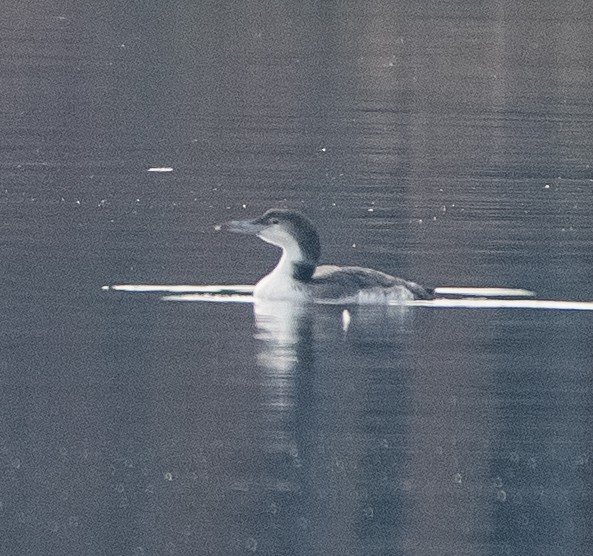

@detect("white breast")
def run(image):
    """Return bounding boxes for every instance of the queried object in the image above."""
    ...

[254,272,312,301]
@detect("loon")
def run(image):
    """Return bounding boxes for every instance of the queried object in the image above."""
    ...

[217,209,434,303]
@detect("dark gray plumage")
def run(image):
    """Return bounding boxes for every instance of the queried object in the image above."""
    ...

[311,265,433,300]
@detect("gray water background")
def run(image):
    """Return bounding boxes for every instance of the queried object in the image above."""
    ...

[1,1,593,555]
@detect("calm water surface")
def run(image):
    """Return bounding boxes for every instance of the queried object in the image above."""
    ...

[1,1,593,555]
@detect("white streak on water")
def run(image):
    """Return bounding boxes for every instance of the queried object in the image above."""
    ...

[103,284,593,311]
[103,284,255,294]
[433,287,536,298]
[164,294,253,303]
[405,298,593,311]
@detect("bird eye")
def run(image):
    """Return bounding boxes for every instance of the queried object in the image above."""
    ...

[269,218,279,224]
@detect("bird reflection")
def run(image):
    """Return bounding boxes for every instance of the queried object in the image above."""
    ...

[250,300,418,555]
[251,300,414,456]
[252,300,315,457]
[253,300,311,374]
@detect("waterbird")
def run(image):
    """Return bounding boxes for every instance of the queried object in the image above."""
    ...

[216,209,433,303]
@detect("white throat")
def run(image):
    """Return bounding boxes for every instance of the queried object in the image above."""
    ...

[253,246,311,301]
[257,228,305,265]
[252,226,317,301]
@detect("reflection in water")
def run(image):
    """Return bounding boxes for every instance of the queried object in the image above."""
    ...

[254,300,309,375]
[244,301,593,555]
[253,301,310,458]
[250,301,419,554]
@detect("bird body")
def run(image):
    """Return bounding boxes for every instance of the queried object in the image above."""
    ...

[217,209,433,304]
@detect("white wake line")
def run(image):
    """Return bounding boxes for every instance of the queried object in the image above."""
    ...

[103,284,593,311]
[433,287,535,298]
[164,294,254,304]
[103,284,255,294]
[405,298,593,311]
[161,295,593,312]
[103,284,534,297]
[161,293,593,311]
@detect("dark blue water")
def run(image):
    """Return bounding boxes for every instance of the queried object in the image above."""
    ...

[1,1,592,554]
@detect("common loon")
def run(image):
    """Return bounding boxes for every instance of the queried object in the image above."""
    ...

[217,209,433,303]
